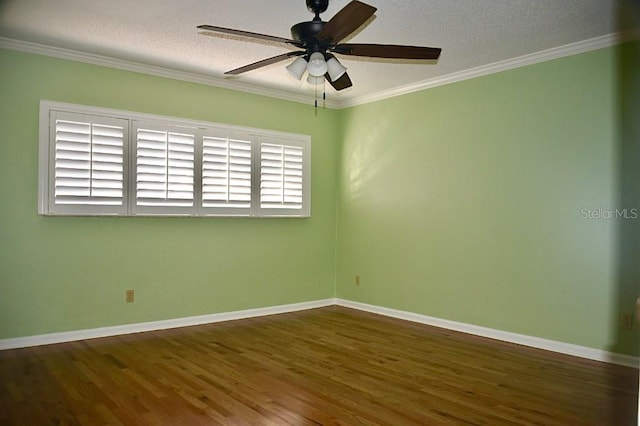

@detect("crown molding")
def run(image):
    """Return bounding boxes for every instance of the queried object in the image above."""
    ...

[335,28,640,109]
[0,37,341,109]
[1,29,639,110]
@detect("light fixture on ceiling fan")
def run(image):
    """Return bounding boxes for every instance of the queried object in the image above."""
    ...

[198,0,441,102]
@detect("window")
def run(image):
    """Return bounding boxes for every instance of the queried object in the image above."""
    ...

[39,101,310,217]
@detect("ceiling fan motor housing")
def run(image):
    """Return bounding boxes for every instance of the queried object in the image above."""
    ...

[291,20,326,49]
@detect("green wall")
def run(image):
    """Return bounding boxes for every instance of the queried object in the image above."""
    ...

[335,42,640,356]
[0,49,340,338]
[1,41,638,357]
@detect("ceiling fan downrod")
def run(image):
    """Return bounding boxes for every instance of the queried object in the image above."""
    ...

[306,0,329,17]
[291,0,329,49]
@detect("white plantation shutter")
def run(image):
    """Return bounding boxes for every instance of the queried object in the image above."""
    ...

[134,123,195,212]
[259,140,308,215]
[40,101,310,217]
[49,111,127,214]
[201,134,252,214]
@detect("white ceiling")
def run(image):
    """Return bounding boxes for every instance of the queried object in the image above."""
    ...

[0,0,638,107]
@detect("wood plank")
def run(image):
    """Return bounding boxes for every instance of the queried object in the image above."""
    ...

[0,306,637,425]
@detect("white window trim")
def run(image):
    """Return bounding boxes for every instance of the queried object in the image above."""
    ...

[38,100,311,217]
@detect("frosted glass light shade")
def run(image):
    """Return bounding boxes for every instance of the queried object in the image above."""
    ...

[326,57,347,82]
[306,74,325,85]
[286,57,307,80]
[307,52,328,77]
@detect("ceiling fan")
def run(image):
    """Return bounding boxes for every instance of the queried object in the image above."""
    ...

[197,0,442,92]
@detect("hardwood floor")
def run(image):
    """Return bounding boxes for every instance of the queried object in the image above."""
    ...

[0,306,637,425]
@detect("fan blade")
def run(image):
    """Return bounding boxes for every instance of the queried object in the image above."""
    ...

[197,25,301,47]
[333,43,441,60]
[225,51,305,75]
[326,72,353,91]
[317,1,377,44]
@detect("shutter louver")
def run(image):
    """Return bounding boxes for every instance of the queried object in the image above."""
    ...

[260,143,304,210]
[202,136,252,209]
[54,119,124,206]
[136,128,195,207]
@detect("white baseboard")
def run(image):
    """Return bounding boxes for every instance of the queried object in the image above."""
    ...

[336,299,639,369]
[1,297,637,369]
[0,299,335,351]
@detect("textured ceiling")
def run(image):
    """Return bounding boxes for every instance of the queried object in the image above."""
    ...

[1,0,638,107]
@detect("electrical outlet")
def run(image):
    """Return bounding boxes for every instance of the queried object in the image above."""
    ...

[355,275,360,286]
[621,313,633,329]
[126,289,135,303]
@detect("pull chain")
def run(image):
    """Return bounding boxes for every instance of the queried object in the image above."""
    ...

[323,79,326,109]
[314,82,318,115]
[312,78,326,114]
